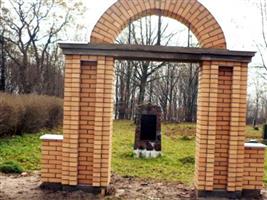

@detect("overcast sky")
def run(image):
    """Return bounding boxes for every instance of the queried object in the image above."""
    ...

[84,0,260,51]
[83,0,265,93]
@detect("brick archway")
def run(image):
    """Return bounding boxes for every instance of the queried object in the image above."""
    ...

[40,0,265,199]
[90,0,226,49]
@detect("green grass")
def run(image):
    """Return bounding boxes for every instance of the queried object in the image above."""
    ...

[112,121,195,185]
[0,133,42,171]
[0,121,266,186]
[245,125,263,139]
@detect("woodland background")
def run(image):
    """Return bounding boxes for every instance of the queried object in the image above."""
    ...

[0,0,266,133]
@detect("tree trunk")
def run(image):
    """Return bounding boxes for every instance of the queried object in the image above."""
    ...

[115,71,119,120]
[138,77,147,105]
[0,34,5,92]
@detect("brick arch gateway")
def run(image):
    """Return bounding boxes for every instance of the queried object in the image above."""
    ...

[90,0,226,48]
[40,0,266,198]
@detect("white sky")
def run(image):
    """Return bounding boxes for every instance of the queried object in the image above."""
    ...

[84,0,260,51]
[83,0,264,94]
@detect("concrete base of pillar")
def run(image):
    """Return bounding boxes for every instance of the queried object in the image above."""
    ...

[242,189,261,199]
[197,190,242,199]
[41,183,262,198]
[197,189,261,199]
[40,182,106,195]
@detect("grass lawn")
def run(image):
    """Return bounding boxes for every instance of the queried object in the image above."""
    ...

[0,132,42,170]
[0,120,266,186]
[112,121,195,185]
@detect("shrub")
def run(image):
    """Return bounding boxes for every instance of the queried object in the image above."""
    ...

[180,135,192,141]
[0,160,23,174]
[0,93,22,135]
[179,156,195,165]
[0,93,63,136]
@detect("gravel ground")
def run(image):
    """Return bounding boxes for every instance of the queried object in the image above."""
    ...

[1,172,267,200]
[0,172,195,200]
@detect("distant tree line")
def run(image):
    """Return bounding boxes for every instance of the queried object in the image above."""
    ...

[247,0,267,125]
[0,1,266,125]
[247,77,267,126]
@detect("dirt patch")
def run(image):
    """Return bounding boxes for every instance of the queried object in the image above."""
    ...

[108,174,195,199]
[0,172,195,200]
[0,172,98,200]
[1,172,267,200]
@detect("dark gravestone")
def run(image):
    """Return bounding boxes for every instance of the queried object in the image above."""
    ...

[134,104,161,158]
[263,124,267,142]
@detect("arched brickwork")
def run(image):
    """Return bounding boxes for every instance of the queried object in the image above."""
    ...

[90,0,227,49]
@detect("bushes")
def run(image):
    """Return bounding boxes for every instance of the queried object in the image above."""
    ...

[178,156,195,165]
[0,161,23,174]
[0,93,63,136]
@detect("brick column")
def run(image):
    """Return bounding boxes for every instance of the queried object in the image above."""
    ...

[195,61,219,191]
[236,63,248,191]
[196,61,252,197]
[227,63,246,192]
[76,56,114,187]
[206,62,219,190]
[92,57,105,186]
[62,55,81,186]
[92,56,114,187]
[78,57,97,185]
[213,65,233,189]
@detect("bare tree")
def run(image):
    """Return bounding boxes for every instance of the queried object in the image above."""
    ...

[114,15,199,122]
[153,63,180,121]
[0,30,5,91]
[255,0,267,124]
[252,77,267,126]
[254,0,267,80]
[116,15,176,106]
[0,0,85,95]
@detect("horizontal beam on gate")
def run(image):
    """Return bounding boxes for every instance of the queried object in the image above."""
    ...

[59,43,255,63]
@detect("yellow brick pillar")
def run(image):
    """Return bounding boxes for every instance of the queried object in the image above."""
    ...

[195,61,219,191]
[195,61,265,198]
[64,56,114,188]
[91,56,114,187]
[227,63,244,192]
[61,55,81,186]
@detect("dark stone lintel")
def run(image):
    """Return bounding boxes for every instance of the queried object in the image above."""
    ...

[59,43,255,63]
